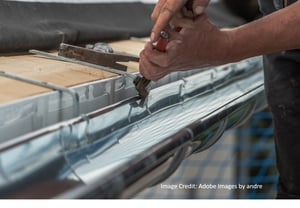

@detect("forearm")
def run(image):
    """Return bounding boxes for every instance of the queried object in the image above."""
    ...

[226,2,300,62]
[139,1,300,81]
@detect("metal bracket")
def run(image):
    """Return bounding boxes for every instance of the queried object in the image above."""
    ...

[0,71,80,117]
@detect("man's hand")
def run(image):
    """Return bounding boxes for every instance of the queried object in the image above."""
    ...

[139,14,233,81]
[150,0,210,42]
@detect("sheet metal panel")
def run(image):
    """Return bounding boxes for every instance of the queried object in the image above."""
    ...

[0,57,266,198]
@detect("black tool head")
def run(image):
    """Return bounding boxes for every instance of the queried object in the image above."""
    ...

[133,76,151,101]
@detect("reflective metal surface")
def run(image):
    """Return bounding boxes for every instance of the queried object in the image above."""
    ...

[0,57,266,198]
[0,68,202,142]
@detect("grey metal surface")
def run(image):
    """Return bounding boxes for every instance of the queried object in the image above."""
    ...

[0,57,265,198]
[0,68,203,142]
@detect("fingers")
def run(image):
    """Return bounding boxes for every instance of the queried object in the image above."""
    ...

[148,30,182,67]
[192,0,209,15]
[139,13,214,81]
[150,0,210,43]
[150,0,186,42]
[139,49,168,81]
[139,44,183,81]
[139,39,181,81]
[151,0,167,23]
[170,13,196,29]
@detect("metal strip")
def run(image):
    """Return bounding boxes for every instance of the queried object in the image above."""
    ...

[0,71,80,117]
[0,57,265,199]
[29,49,136,79]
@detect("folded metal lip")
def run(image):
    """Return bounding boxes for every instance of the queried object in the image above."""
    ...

[0,57,265,199]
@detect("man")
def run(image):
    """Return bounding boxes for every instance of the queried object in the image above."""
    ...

[139,0,300,199]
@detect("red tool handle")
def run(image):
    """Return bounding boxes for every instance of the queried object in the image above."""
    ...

[154,0,194,52]
[155,30,169,52]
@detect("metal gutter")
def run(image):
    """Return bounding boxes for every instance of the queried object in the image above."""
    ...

[0,56,266,198]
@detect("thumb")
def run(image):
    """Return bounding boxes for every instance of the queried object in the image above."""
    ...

[192,0,210,15]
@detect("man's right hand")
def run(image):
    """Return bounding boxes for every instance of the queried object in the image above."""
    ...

[150,0,210,43]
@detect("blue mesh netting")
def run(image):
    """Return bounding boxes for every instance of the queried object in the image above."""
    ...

[135,109,278,199]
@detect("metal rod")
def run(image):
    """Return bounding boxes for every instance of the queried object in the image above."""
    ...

[0,71,80,117]
[29,49,137,80]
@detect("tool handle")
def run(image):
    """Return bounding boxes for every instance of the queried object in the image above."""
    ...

[155,30,169,52]
[137,0,194,100]
[155,0,194,52]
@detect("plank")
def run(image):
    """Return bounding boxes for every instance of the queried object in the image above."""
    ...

[0,39,146,104]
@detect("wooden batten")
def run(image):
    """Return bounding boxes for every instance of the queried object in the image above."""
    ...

[0,39,147,104]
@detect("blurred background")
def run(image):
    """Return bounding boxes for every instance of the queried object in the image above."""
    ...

[135,109,277,199]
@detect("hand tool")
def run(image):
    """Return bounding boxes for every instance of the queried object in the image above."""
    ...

[154,0,194,52]
[29,36,172,104]
[29,43,152,103]
[57,43,154,101]
[57,43,139,72]
[155,30,169,52]
[28,0,194,103]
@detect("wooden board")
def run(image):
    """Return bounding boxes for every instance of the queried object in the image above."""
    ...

[0,38,148,104]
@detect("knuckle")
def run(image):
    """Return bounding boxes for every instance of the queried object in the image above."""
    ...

[151,12,157,22]
[160,58,171,68]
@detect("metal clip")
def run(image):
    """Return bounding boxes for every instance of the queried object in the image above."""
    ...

[81,114,91,144]
[0,71,80,117]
